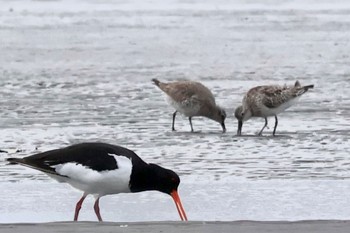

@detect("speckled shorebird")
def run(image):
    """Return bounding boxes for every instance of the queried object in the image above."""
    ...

[7,142,187,222]
[235,81,314,136]
[152,79,226,132]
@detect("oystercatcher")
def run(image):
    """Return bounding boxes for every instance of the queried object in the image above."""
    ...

[235,81,314,136]
[7,142,188,222]
[152,79,226,133]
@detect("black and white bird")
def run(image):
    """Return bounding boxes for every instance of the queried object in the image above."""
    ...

[235,81,314,136]
[7,142,188,222]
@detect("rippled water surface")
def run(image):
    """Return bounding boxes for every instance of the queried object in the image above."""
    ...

[0,0,350,223]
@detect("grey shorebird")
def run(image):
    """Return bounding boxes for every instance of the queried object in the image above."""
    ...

[152,79,226,132]
[235,81,314,136]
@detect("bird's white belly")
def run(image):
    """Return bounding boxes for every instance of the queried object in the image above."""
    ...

[261,97,300,116]
[52,156,133,196]
[166,96,200,116]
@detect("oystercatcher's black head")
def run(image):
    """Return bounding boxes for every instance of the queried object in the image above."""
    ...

[149,163,180,194]
[130,163,187,221]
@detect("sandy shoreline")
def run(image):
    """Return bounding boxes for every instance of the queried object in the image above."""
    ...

[1,221,350,233]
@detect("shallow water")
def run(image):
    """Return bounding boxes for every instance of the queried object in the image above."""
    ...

[0,0,350,223]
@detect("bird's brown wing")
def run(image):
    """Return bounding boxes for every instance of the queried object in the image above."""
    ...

[159,81,216,105]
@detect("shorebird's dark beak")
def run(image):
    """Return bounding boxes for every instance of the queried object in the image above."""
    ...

[221,122,226,133]
[171,190,188,221]
[237,120,243,136]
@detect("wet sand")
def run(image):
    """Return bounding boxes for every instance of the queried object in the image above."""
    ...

[1,221,350,233]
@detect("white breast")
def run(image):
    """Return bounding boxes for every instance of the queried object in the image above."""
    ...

[52,155,133,196]
[261,96,300,116]
[166,96,201,116]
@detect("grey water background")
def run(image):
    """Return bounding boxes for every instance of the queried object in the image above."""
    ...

[0,0,350,223]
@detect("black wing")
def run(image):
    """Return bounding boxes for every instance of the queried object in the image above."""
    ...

[7,142,146,174]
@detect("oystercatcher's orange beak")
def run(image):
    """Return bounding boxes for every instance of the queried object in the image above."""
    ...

[171,190,188,221]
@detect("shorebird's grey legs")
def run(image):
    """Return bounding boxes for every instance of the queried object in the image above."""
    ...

[189,117,194,132]
[273,115,278,136]
[258,117,268,136]
[94,197,103,222]
[172,111,177,131]
[74,193,87,221]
